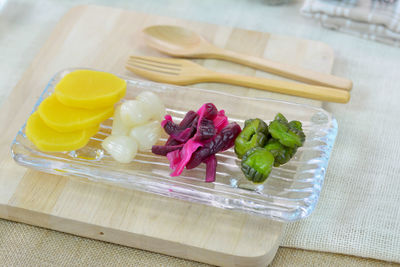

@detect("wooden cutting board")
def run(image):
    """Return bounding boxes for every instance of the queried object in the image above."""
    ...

[0,5,335,266]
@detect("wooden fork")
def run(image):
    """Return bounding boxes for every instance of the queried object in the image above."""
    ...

[126,56,350,103]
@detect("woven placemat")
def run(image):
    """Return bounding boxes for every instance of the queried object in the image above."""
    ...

[1,219,398,266]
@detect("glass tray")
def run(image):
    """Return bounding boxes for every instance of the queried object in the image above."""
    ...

[11,69,337,222]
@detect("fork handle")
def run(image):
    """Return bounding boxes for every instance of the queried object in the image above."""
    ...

[207,72,350,103]
[207,47,353,91]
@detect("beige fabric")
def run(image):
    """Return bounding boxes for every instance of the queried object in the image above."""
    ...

[282,39,400,263]
[302,0,400,46]
[272,248,400,267]
[1,218,399,267]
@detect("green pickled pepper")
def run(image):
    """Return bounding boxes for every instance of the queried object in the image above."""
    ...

[234,113,306,185]
[268,113,305,148]
[241,147,275,184]
[264,138,297,167]
[234,118,269,159]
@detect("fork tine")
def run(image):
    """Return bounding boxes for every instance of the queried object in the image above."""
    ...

[126,62,180,84]
[126,55,203,85]
[127,59,180,75]
[126,62,164,82]
[128,57,181,72]
[129,56,183,67]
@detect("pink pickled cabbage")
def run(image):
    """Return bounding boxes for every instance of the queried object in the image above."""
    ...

[161,115,173,128]
[213,110,229,133]
[204,155,217,182]
[168,138,202,176]
[153,103,241,182]
[167,150,181,170]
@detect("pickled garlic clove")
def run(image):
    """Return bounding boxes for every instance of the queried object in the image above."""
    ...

[111,104,131,136]
[120,100,153,127]
[102,135,138,163]
[136,91,166,121]
[129,120,161,151]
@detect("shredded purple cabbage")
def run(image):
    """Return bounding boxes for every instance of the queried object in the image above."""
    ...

[204,155,217,182]
[153,103,241,182]
[186,122,241,170]
[152,144,184,156]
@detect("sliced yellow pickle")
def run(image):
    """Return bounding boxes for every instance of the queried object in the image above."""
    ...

[26,112,99,152]
[54,70,126,109]
[38,94,113,132]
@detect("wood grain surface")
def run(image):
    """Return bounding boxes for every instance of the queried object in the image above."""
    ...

[0,5,334,266]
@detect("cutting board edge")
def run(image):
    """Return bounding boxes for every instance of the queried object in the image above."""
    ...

[0,204,280,267]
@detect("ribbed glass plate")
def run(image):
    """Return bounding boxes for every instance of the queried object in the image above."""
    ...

[11,69,337,222]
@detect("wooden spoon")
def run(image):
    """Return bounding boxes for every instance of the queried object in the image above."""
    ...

[143,25,353,91]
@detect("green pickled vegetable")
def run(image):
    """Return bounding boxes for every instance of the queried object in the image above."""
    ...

[234,118,269,159]
[241,147,274,184]
[268,113,305,148]
[264,138,297,167]
[234,113,306,185]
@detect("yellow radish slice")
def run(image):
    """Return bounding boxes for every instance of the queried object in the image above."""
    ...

[26,112,99,152]
[55,70,126,109]
[38,94,113,132]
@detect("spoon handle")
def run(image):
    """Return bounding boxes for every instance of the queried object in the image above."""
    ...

[208,47,353,91]
[205,71,350,103]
